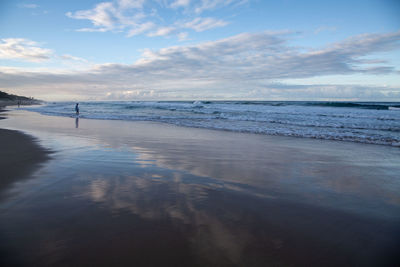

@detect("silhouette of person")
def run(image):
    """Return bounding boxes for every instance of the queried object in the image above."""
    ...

[75,103,79,115]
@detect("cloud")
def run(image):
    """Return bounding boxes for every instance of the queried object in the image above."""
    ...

[194,0,247,14]
[118,0,145,9]
[0,38,53,62]
[127,21,155,36]
[66,2,117,32]
[66,1,160,36]
[147,26,176,37]
[60,54,88,63]
[66,0,238,39]
[144,17,229,38]
[170,0,191,9]
[18,3,39,9]
[76,27,109,33]
[0,38,90,66]
[183,17,228,32]
[1,31,399,100]
[177,32,189,41]
[240,83,400,100]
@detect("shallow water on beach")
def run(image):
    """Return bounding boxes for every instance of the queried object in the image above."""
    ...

[1,110,400,266]
[24,100,400,146]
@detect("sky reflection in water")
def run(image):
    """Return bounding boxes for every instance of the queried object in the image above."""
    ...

[0,112,399,266]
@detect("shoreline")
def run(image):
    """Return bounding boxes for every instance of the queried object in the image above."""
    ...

[19,101,400,147]
[0,109,399,266]
[0,99,41,107]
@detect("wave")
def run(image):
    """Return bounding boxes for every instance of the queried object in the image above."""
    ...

[303,102,400,110]
[84,100,400,111]
[22,101,400,146]
[196,101,400,110]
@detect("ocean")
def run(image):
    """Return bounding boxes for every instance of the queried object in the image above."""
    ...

[24,101,400,146]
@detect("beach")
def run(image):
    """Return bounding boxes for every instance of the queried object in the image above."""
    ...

[0,128,50,196]
[0,108,399,266]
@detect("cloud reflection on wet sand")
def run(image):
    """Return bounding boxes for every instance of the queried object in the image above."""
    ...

[0,111,399,266]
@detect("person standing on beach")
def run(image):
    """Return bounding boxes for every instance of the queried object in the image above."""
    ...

[75,103,79,115]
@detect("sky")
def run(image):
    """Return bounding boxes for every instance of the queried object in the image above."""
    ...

[0,0,399,101]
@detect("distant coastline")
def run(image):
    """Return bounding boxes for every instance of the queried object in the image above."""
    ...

[0,90,42,107]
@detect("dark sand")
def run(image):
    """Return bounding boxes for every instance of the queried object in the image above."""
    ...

[0,112,50,197]
[0,109,399,266]
[0,128,49,192]
[0,108,7,120]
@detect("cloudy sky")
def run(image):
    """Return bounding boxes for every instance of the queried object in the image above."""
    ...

[0,0,399,101]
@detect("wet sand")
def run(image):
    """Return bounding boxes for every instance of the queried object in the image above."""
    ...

[0,109,399,266]
[0,128,50,195]
[0,108,50,197]
[0,107,7,120]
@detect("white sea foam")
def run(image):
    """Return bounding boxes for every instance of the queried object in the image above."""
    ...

[24,101,400,146]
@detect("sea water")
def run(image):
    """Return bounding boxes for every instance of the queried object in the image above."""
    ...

[24,101,400,146]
